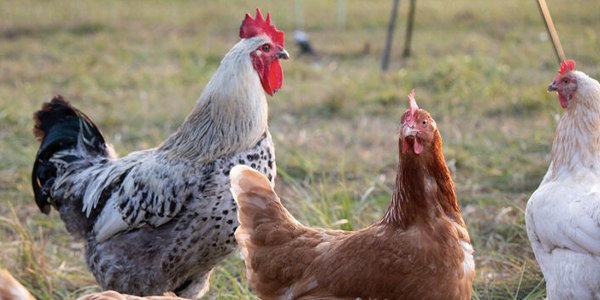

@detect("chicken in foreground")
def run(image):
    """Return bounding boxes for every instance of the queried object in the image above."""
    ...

[77,291,184,300]
[526,60,600,299]
[31,8,288,298]
[230,91,475,300]
[0,268,187,300]
[0,269,35,300]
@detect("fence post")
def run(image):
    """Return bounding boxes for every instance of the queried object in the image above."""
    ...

[382,0,400,71]
[402,0,416,58]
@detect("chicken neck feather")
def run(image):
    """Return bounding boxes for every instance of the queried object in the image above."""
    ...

[552,72,600,181]
[159,36,269,163]
[384,131,464,229]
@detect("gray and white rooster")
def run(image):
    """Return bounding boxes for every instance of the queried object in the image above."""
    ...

[31,8,288,299]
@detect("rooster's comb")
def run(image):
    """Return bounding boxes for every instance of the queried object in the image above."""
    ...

[408,90,419,118]
[240,8,285,48]
[559,60,576,75]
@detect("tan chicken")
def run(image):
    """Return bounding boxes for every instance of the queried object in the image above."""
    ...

[230,90,475,300]
[0,269,35,300]
[76,291,183,300]
[0,267,187,300]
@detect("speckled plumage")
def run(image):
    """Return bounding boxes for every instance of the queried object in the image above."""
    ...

[34,98,275,297]
[31,9,287,298]
[82,132,276,297]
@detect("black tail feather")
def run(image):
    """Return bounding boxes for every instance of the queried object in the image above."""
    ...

[32,96,109,214]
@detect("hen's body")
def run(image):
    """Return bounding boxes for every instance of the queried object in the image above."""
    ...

[32,9,287,298]
[527,179,600,299]
[231,91,474,300]
[526,61,600,299]
[233,183,472,299]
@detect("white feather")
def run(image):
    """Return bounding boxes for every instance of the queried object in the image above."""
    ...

[93,203,130,242]
[526,71,600,299]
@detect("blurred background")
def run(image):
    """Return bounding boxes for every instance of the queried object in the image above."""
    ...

[1,0,599,299]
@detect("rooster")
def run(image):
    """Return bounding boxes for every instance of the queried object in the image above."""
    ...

[230,91,475,300]
[526,60,600,299]
[31,8,288,298]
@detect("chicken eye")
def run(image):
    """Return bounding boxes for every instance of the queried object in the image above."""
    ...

[422,119,428,127]
[563,79,569,84]
[262,44,271,52]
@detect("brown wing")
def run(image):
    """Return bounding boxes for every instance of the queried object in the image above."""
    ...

[231,166,351,298]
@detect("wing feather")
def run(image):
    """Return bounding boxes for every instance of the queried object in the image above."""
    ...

[528,181,600,255]
[70,149,202,242]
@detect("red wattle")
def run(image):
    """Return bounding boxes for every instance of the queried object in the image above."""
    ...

[252,56,272,95]
[414,137,423,154]
[559,94,568,109]
[402,136,423,154]
[254,55,283,96]
[268,59,283,93]
[403,139,410,154]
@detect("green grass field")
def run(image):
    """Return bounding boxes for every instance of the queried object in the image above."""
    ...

[1,0,599,299]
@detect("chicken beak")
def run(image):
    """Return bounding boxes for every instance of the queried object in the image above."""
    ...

[276,49,290,60]
[548,82,558,92]
[402,124,418,139]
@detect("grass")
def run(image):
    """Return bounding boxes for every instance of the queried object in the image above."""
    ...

[1,0,599,299]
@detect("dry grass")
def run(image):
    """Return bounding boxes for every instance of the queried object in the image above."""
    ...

[1,0,599,299]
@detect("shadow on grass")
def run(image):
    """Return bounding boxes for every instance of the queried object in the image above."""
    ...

[1,22,107,40]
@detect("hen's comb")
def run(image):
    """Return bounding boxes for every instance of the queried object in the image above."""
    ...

[553,59,575,82]
[559,59,576,75]
[408,89,419,118]
[240,8,285,48]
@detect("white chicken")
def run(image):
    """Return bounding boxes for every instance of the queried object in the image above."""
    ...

[526,60,600,299]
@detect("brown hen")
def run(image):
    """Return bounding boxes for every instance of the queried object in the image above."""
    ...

[230,90,475,300]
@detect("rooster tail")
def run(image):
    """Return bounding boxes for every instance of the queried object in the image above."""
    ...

[32,95,112,214]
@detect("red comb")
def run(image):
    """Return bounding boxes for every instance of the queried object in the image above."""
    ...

[408,89,418,118]
[559,60,576,75]
[239,8,285,48]
[553,60,576,82]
